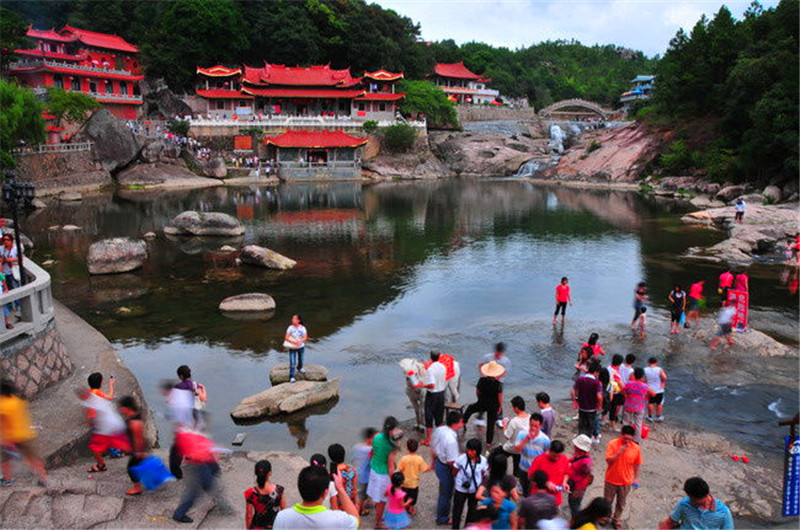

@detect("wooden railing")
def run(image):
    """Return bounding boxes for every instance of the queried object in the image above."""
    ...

[12,142,94,156]
[0,260,55,347]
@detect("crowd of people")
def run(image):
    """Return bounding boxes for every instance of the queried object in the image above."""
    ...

[0,270,758,529]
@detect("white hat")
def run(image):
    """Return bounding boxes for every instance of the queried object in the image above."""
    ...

[572,434,592,452]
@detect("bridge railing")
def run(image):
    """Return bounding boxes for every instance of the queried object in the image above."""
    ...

[0,260,55,347]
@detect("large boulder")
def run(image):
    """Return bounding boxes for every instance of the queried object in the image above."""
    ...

[76,108,143,172]
[219,293,275,313]
[143,78,193,119]
[204,157,228,178]
[270,364,328,385]
[762,185,781,203]
[87,238,147,275]
[230,379,339,420]
[240,245,296,270]
[715,185,746,202]
[164,211,244,237]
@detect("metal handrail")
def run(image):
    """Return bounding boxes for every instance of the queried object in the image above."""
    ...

[12,142,94,155]
[0,260,55,347]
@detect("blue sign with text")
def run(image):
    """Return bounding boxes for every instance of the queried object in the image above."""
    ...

[783,435,800,517]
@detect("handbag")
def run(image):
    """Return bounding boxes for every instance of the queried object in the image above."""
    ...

[283,340,297,350]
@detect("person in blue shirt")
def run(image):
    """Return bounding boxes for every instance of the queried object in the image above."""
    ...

[480,480,517,530]
[658,477,734,530]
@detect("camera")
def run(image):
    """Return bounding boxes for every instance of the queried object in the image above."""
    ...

[462,481,471,490]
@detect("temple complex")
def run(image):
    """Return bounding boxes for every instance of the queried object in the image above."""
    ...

[9,25,144,119]
[194,63,404,121]
[430,62,500,104]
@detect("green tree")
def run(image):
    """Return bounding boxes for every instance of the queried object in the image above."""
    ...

[397,80,458,129]
[0,7,32,71]
[0,80,45,168]
[45,87,99,127]
[380,123,417,153]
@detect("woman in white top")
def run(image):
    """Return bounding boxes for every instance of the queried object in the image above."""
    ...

[284,314,308,383]
[452,438,488,529]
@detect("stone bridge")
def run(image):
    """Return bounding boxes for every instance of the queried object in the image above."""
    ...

[539,98,612,118]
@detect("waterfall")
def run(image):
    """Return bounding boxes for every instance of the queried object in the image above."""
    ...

[515,160,542,177]
[547,124,567,154]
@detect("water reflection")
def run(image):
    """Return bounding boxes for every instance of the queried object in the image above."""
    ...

[22,180,797,454]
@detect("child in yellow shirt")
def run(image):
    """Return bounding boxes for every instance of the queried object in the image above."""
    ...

[397,439,429,515]
[0,379,47,486]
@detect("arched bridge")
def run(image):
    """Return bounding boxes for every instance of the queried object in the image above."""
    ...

[539,99,612,118]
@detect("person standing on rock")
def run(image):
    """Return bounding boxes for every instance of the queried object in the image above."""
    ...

[603,426,641,530]
[686,281,705,326]
[630,282,648,339]
[658,477,734,530]
[718,269,734,306]
[645,358,667,422]
[284,315,308,383]
[0,379,48,487]
[668,284,687,335]
[734,198,745,224]
[553,277,572,324]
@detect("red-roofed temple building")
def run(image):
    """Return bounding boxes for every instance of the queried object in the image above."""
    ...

[9,25,143,119]
[431,62,499,105]
[263,129,368,181]
[195,63,404,121]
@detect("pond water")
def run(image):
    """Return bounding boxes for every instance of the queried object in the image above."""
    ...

[24,180,799,454]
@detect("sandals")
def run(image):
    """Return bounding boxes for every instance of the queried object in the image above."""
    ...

[87,464,107,473]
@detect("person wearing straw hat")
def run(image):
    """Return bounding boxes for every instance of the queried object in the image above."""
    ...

[463,361,505,448]
[567,434,594,519]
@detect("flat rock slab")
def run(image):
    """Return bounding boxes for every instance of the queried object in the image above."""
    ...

[231,379,339,420]
[240,245,296,270]
[219,293,275,312]
[87,237,148,275]
[269,363,328,385]
[164,211,244,237]
[57,191,82,202]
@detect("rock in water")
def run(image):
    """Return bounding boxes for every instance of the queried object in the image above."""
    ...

[58,191,82,202]
[164,211,244,237]
[231,380,340,420]
[76,108,143,172]
[269,364,328,385]
[219,293,276,313]
[240,245,297,270]
[87,238,148,275]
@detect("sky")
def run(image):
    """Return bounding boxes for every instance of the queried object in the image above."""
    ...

[374,0,780,56]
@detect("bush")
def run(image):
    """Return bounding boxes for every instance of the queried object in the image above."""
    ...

[362,120,378,134]
[658,140,695,174]
[167,118,191,137]
[1,80,44,168]
[586,140,602,153]
[381,123,417,153]
[45,86,99,126]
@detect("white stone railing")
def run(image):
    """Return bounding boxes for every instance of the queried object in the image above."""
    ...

[278,160,361,170]
[0,260,55,347]
[10,58,135,77]
[12,142,94,155]
[188,116,426,130]
[84,91,143,102]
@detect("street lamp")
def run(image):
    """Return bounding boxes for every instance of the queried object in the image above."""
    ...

[2,170,35,286]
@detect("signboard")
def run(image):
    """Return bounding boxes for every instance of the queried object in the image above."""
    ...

[234,135,253,151]
[727,289,749,332]
[783,435,800,517]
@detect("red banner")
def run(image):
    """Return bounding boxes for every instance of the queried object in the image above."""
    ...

[727,289,749,332]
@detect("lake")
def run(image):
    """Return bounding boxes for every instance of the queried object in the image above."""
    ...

[24,179,799,453]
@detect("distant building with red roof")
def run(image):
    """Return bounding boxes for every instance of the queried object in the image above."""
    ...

[9,25,143,119]
[431,62,499,105]
[194,62,404,121]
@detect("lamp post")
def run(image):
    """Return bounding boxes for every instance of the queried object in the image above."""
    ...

[2,170,35,286]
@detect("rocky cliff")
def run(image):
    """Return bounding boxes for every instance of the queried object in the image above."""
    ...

[541,122,662,182]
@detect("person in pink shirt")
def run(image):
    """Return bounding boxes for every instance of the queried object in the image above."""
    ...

[553,277,572,324]
[718,270,734,306]
[734,270,749,292]
[686,281,704,325]
[384,471,412,529]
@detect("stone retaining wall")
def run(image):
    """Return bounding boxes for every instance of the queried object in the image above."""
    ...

[15,149,112,193]
[456,106,539,123]
[0,320,72,398]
